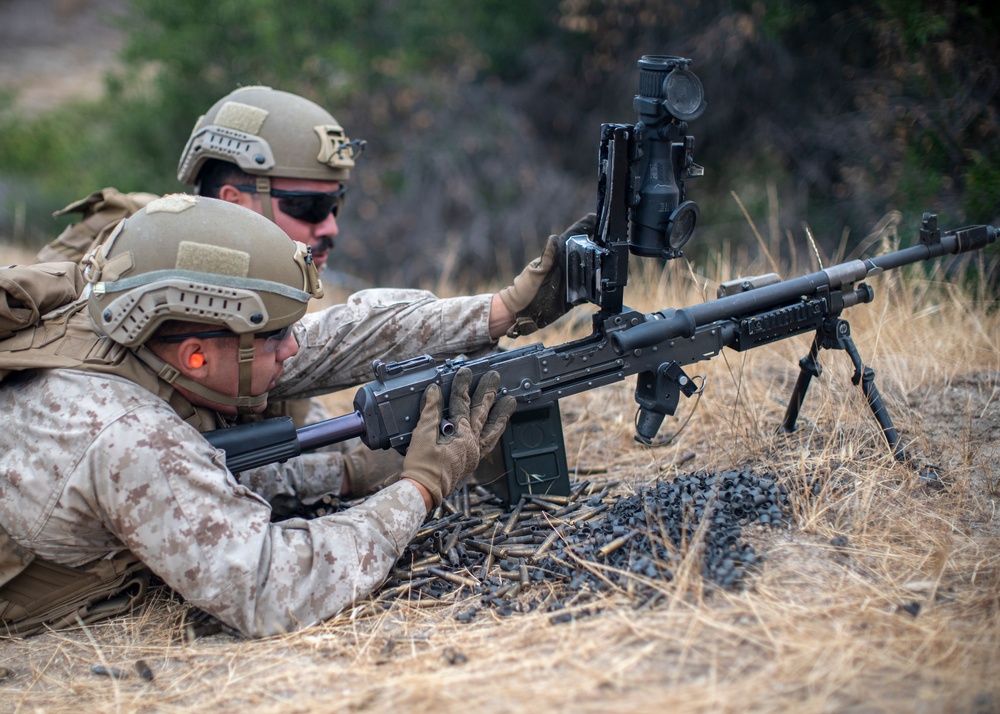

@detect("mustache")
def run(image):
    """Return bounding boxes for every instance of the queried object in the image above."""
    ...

[313,236,335,254]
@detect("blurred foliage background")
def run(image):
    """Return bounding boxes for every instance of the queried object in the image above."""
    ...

[0,0,997,289]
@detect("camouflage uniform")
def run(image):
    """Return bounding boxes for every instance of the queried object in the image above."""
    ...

[0,287,494,637]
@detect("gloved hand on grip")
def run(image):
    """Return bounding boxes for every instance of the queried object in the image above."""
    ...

[498,212,596,338]
[343,443,406,497]
[401,367,516,509]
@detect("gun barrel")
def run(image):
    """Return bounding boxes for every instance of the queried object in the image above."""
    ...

[296,411,367,451]
[611,224,996,354]
[207,411,367,473]
[865,224,996,271]
[612,268,836,353]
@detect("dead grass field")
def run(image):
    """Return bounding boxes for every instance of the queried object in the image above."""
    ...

[0,220,998,714]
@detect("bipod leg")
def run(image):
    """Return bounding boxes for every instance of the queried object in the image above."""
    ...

[781,318,928,478]
[781,331,823,434]
[839,331,908,464]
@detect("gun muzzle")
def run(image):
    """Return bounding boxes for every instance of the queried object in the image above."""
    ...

[949,224,997,254]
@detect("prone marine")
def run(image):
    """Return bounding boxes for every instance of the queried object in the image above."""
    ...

[0,195,517,637]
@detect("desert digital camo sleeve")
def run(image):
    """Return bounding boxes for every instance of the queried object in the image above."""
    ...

[0,370,427,637]
[270,288,496,401]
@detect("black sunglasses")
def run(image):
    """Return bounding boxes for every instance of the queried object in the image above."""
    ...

[156,325,293,353]
[232,185,346,224]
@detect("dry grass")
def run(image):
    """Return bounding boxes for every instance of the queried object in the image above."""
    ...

[1,226,998,714]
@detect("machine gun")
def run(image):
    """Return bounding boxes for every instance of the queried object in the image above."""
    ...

[207,56,997,499]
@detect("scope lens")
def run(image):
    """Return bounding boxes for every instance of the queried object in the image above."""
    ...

[663,69,706,121]
[668,201,700,250]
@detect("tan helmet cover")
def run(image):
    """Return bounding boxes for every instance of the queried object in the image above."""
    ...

[85,194,323,347]
[177,86,363,185]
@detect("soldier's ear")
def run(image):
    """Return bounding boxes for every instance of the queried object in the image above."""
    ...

[219,183,240,203]
[216,185,245,206]
[176,341,211,378]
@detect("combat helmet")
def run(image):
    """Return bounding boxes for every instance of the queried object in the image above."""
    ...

[177,87,365,222]
[84,194,323,412]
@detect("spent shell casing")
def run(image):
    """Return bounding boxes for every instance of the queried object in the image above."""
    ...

[523,497,560,512]
[527,493,571,505]
[503,526,537,538]
[409,553,443,568]
[461,485,471,519]
[442,526,462,554]
[407,598,446,607]
[552,501,584,518]
[568,504,609,524]
[502,545,539,558]
[463,522,494,539]
[572,466,608,476]
[585,487,611,501]
[517,515,553,529]
[378,576,437,599]
[479,552,495,580]
[533,528,563,559]
[502,498,527,535]
[465,540,509,559]
[90,665,126,679]
[490,582,512,598]
[134,660,154,682]
[400,563,437,577]
[570,480,592,497]
[502,535,542,545]
[415,513,461,540]
[428,567,480,589]
[598,529,639,558]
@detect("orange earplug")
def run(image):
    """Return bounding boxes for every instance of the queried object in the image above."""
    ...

[189,353,205,369]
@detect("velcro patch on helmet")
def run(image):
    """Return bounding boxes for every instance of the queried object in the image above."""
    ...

[146,194,198,214]
[216,101,269,135]
[176,241,250,278]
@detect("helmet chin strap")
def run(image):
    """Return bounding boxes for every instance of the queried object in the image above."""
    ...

[256,176,275,223]
[134,343,268,412]
[235,332,257,417]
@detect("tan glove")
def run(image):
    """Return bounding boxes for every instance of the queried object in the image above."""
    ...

[401,367,516,508]
[343,443,406,497]
[498,213,596,338]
